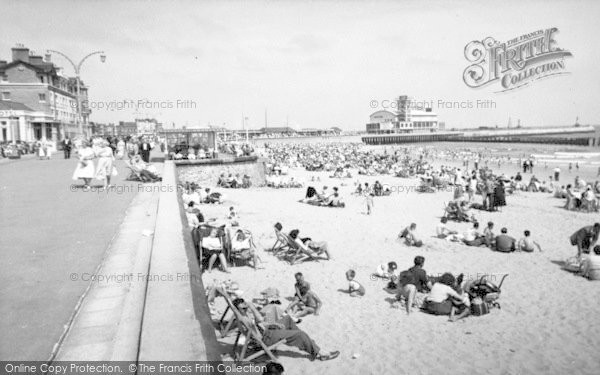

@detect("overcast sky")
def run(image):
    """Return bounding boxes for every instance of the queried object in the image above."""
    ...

[1,0,599,130]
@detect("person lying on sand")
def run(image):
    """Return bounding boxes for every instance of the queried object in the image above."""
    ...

[375,261,399,280]
[233,298,339,361]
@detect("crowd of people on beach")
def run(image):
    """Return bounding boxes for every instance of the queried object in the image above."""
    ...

[172,141,600,370]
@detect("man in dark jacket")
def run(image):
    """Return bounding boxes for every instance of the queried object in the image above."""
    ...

[62,137,72,159]
[139,137,152,162]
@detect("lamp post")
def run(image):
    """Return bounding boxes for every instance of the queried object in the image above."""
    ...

[45,50,106,138]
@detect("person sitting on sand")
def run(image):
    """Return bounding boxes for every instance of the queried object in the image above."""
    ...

[395,256,432,314]
[285,273,322,318]
[346,269,366,297]
[449,274,471,322]
[463,222,485,247]
[483,221,495,248]
[289,229,332,260]
[494,227,516,252]
[570,223,600,257]
[517,230,542,252]
[581,245,600,280]
[423,273,469,319]
[399,223,423,247]
[233,298,339,361]
[436,217,460,241]
[581,186,598,212]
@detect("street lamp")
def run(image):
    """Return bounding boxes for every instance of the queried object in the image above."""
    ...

[46,49,106,137]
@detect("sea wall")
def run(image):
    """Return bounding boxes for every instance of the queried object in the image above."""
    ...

[175,156,267,187]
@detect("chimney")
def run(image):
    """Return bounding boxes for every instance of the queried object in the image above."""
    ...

[29,55,43,65]
[0,60,7,68]
[12,44,30,63]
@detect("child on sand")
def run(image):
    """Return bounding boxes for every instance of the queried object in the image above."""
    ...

[346,269,366,297]
[365,192,374,214]
[517,230,542,252]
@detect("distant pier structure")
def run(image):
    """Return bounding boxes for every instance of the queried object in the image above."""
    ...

[362,126,600,146]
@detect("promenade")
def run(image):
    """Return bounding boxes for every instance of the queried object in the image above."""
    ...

[0,152,144,360]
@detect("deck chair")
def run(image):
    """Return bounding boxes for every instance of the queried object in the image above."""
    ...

[228,228,261,268]
[270,228,291,256]
[125,160,143,181]
[282,234,320,265]
[229,301,286,361]
[217,288,239,338]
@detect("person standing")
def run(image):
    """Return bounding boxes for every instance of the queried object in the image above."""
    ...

[140,137,151,163]
[116,138,125,160]
[554,166,561,181]
[72,140,96,190]
[95,139,117,189]
[62,137,72,159]
[38,138,49,160]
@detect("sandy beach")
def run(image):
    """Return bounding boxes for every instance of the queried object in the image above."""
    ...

[199,165,600,375]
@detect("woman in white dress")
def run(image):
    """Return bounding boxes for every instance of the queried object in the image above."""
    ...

[38,138,49,160]
[72,140,96,190]
[95,139,117,189]
[116,138,126,160]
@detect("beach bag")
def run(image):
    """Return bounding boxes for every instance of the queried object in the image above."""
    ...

[470,297,490,316]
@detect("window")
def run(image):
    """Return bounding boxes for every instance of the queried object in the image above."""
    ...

[1,92,10,100]
[39,93,46,102]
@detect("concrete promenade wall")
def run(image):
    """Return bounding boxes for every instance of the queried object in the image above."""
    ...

[176,156,267,187]
[138,161,221,360]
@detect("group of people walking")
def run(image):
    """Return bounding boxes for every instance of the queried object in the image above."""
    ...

[71,138,119,190]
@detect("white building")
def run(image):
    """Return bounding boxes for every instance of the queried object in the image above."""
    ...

[366,95,439,134]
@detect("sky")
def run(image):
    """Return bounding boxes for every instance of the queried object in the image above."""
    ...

[1,0,599,130]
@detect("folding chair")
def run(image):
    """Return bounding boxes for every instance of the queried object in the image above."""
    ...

[217,288,239,338]
[270,228,291,256]
[282,234,320,265]
[229,228,261,269]
[230,304,286,362]
[125,160,143,181]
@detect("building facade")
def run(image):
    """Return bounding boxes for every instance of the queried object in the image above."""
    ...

[366,95,439,134]
[0,44,92,142]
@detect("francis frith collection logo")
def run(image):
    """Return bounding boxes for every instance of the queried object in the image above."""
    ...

[463,28,572,92]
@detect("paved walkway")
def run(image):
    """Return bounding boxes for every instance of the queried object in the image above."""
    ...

[1,153,217,361]
[0,154,140,360]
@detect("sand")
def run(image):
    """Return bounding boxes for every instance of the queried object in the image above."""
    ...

[199,166,600,375]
